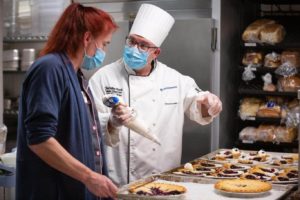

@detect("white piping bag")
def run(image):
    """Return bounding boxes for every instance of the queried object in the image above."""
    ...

[102,95,161,145]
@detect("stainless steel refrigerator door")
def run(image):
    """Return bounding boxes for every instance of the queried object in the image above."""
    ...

[159,18,214,163]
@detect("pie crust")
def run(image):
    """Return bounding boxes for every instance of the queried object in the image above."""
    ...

[129,182,186,196]
[215,179,272,193]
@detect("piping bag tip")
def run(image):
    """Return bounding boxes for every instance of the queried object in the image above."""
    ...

[149,135,161,146]
[154,140,161,146]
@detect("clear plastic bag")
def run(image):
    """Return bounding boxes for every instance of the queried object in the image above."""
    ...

[239,127,257,141]
[275,62,298,77]
[277,76,300,92]
[242,52,263,67]
[242,65,256,81]
[264,52,281,68]
[285,106,300,128]
[262,73,276,91]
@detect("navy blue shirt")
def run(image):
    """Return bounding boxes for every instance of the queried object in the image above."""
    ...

[77,70,105,174]
[16,53,108,200]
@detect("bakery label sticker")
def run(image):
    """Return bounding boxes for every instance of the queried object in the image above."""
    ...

[244,43,257,47]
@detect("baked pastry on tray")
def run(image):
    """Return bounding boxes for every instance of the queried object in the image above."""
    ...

[241,172,273,181]
[215,179,272,193]
[129,182,186,196]
[211,148,242,161]
[223,163,250,171]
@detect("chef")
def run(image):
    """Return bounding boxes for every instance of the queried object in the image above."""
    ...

[89,4,222,186]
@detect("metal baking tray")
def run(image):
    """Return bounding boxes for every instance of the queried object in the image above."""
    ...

[117,174,295,200]
[199,148,298,166]
[162,149,298,185]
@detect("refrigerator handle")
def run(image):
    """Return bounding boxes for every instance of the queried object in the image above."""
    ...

[211,27,217,52]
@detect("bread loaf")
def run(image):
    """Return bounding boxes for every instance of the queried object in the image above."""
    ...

[264,52,281,68]
[256,125,276,142]
[242,19,275,43]
[242,52,263,67]
[263,83,276,92]
[274,126,297,143]
[239,98,263,118]
[257,103,281,118]
[278,76,300,92]
[260,24,286,44]
[281,51,300,68]
[239,127,258,141]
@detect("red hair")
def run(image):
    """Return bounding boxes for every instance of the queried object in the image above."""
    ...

[40,3,118,57]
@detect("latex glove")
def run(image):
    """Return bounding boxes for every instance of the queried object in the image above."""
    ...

[197,91,222,118]
[109,103,134,128]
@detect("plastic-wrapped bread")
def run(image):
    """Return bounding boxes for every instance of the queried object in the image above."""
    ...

[256,125,276,142]
[256,102,281,118]
[239,98,262,119]
[274,126,297,143]
[242,52,263,67]
[260,24,286,44]
[264,52,281,68]
[278,76,300,92]
[281,51,300,68]
[287,99,299,109]
[239,127,258,141]
[262,73,276,92]
[242,19,275,43]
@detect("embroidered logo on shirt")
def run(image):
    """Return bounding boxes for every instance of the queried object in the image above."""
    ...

[160,86,178,91]
[105,86,123,96]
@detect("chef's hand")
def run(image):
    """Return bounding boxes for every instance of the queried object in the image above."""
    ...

[84,172,118,199]
[197,91,222,118]
[109,102,133,128]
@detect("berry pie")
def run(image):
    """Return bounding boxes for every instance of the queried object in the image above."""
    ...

[129,182,186,196]
[215,179,272,193]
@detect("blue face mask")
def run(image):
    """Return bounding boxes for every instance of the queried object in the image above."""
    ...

[81,45,106,70]
[123,45,149,70]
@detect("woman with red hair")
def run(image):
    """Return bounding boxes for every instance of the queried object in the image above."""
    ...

[16,3,118,200]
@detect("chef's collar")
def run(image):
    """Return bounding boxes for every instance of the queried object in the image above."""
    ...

[124,59,157,76]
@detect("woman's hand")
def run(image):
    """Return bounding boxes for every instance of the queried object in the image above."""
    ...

[84,172,118,198]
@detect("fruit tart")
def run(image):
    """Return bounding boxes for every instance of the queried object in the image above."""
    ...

[129,182,186,196]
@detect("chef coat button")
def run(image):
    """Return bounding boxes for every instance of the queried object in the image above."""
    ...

[152,148,156,151]
[152,123,156,127]
[152,99,156,102]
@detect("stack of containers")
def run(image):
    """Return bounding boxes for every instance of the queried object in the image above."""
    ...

[3,49,19,71]
[16,0,32,36]
[3,0,17,37]
[21,48,35,71]
[31,0,69,36]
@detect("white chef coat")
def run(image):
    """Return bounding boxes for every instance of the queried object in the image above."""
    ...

[89,58,213,186]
